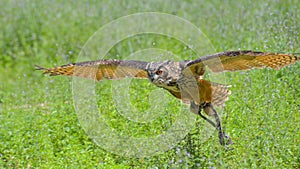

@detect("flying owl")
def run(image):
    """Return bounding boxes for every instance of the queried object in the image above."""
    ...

[36,50,299,145]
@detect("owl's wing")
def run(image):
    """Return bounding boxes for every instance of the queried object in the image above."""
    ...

[35,59,149,81]
[184,50,299,75]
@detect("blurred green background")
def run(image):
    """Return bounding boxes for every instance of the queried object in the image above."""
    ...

[1,0,299,168]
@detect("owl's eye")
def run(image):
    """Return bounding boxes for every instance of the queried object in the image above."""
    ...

[155,70,163,75]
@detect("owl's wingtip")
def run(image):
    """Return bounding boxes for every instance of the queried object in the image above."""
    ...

[34,65,53,75]
[34,65,47,70]
[295,53,300,60]
[290,53,300,62]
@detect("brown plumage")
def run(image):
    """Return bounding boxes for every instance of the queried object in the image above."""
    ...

[186,51,299,75]
[35,60,149,80]
[36,50,299,145]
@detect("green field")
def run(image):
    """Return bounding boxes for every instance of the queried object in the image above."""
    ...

[1,0,299,168]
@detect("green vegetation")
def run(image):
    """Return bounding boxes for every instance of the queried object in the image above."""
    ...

[1,0,299,168]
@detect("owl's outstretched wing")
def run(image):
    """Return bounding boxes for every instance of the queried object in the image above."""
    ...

[184,50,299,75]
[35,59,149,81]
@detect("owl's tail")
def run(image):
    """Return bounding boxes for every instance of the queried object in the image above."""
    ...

[191,79,231,116]
[198,79,231,107]
[210,82,231,107]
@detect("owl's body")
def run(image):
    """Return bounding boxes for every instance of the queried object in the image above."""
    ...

[36,50,299,145]
[145,60,231,117]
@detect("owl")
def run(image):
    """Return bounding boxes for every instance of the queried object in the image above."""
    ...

[36,50,299,145]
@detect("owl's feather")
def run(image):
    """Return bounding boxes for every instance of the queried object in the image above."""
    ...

[35,60,149,81]
[185,50,299,75]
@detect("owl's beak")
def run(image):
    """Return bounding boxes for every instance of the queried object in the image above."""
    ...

[149,76,154,82]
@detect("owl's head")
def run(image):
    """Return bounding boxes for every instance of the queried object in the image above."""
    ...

[146,61,179,88]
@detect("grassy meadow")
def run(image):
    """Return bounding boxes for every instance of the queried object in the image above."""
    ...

[1,0,299,168]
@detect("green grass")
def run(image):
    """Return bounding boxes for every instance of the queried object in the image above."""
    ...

[1,0,300,168]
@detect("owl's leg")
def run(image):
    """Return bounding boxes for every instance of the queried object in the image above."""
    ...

[205,103,233,145]
[192,102,233,145]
